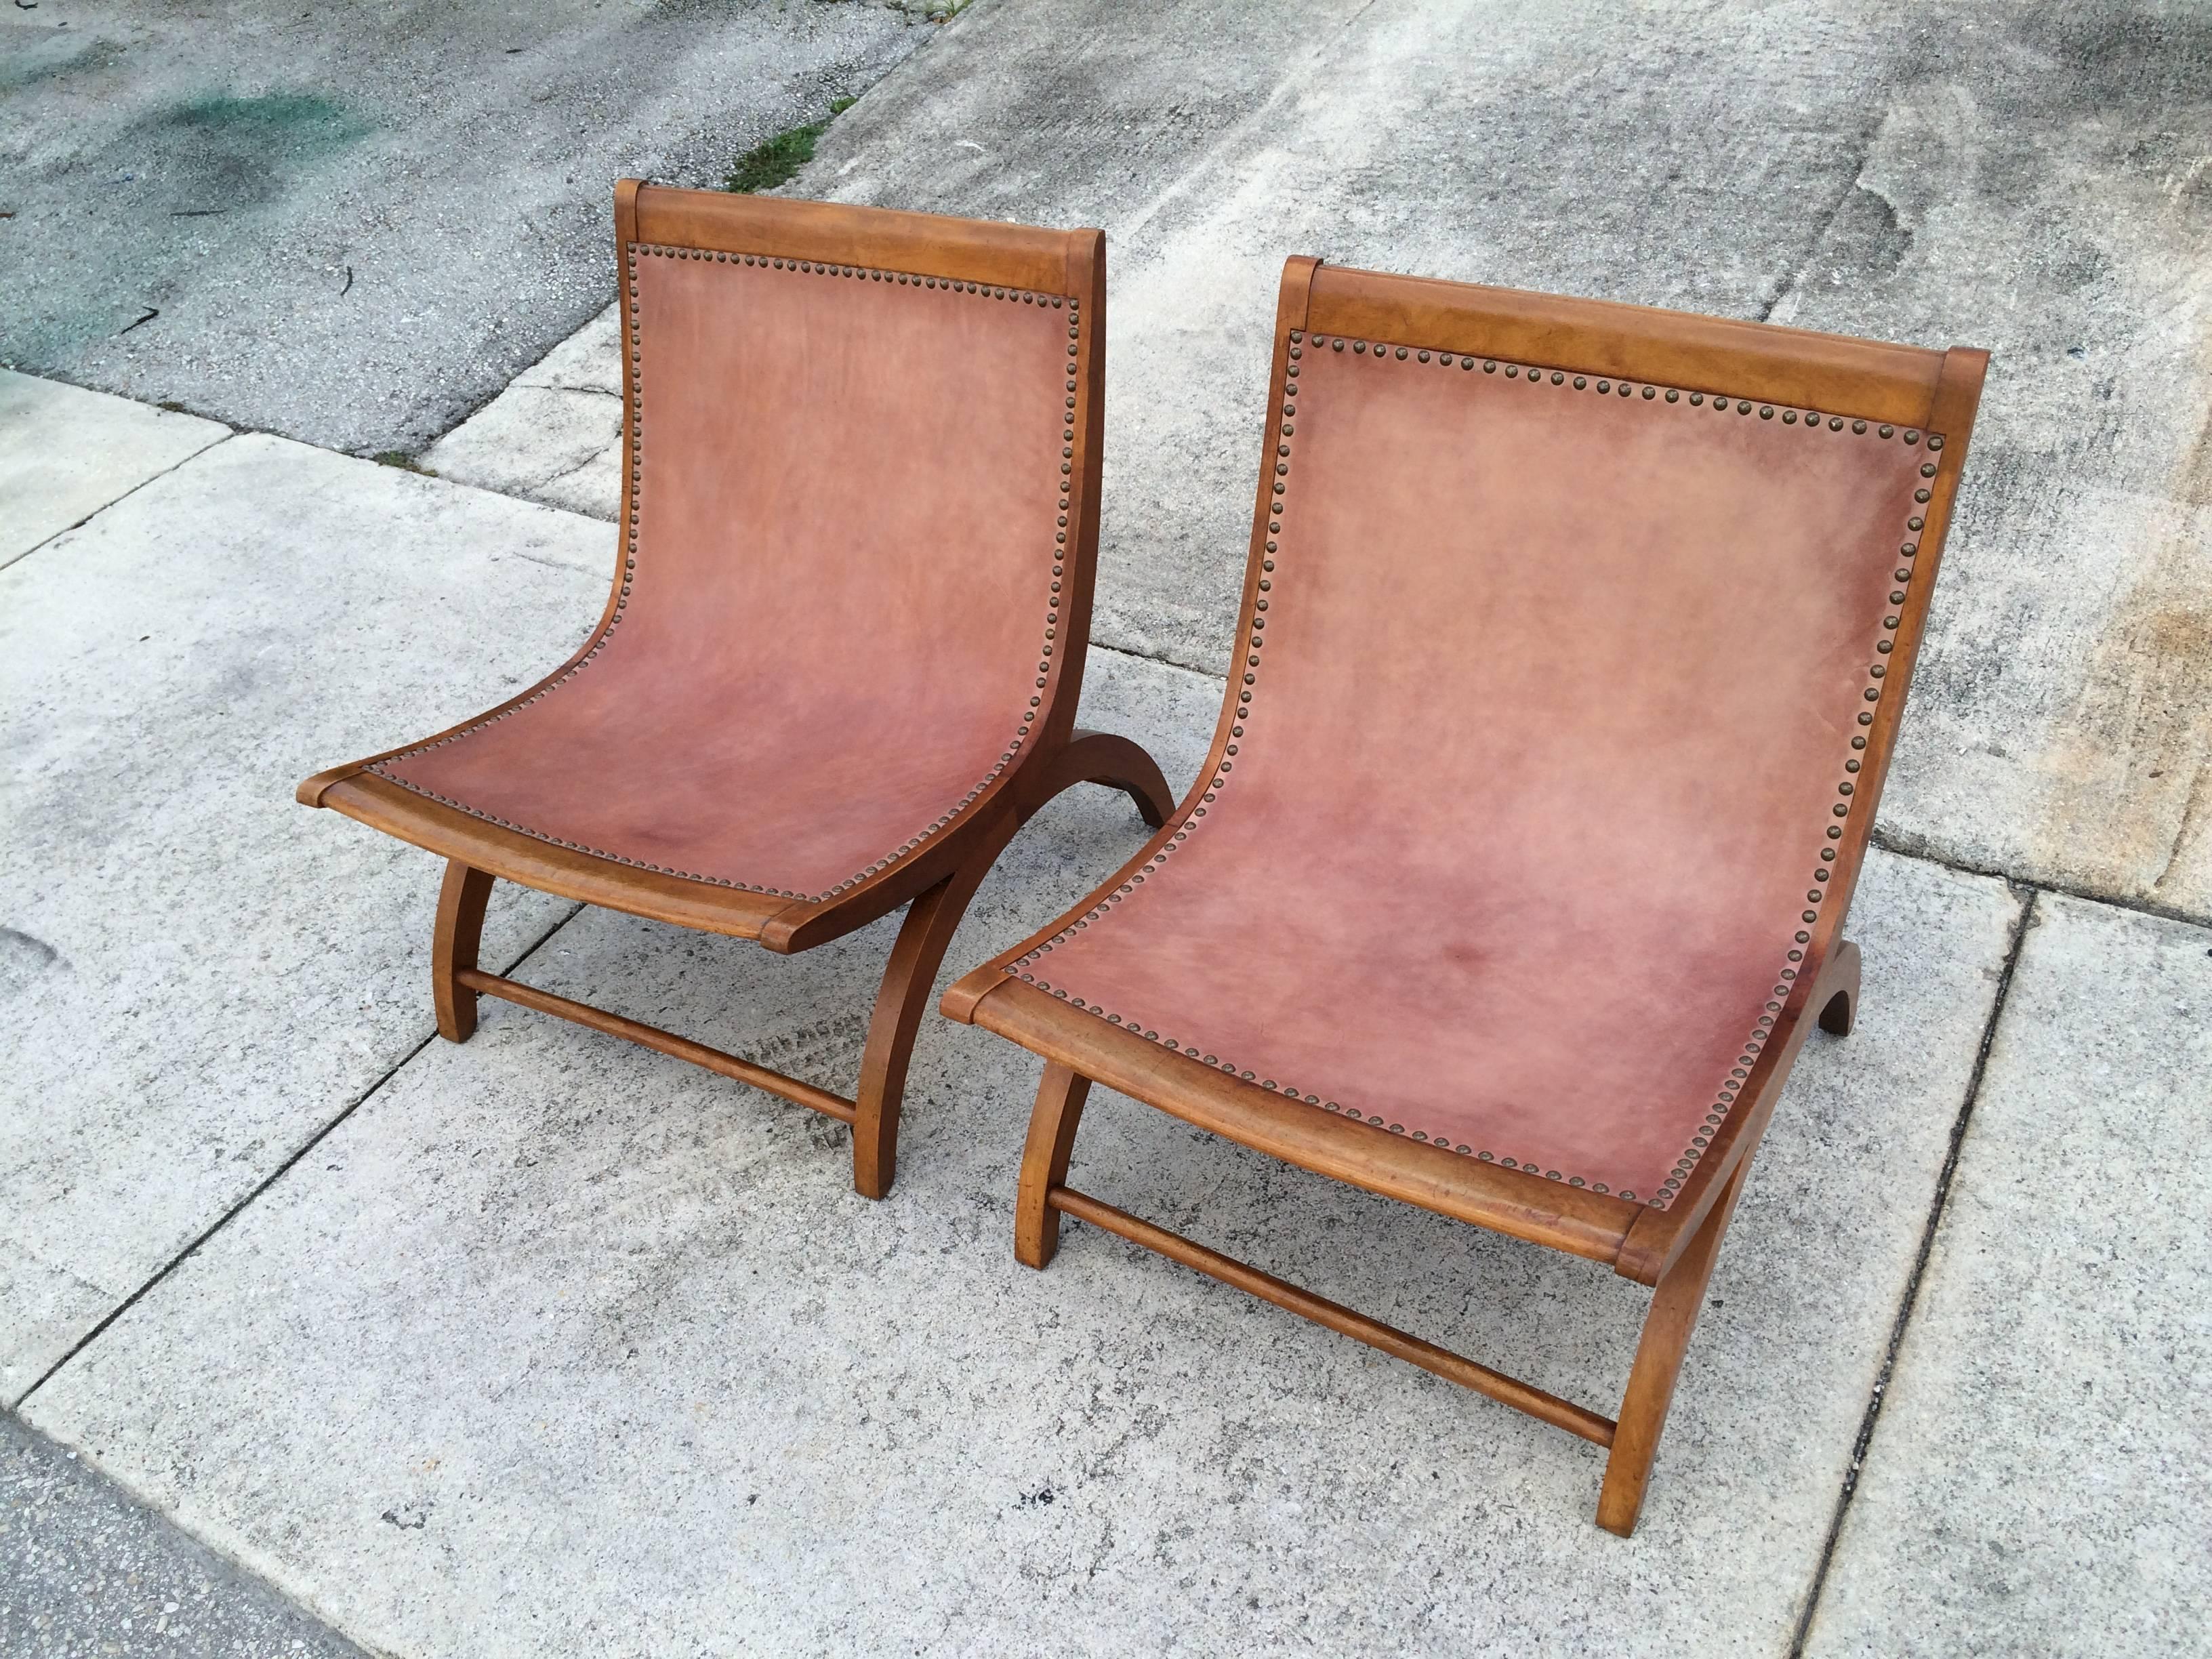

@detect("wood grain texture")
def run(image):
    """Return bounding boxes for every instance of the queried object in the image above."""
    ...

[1015,1062,1090,1269]
[1597,1158,1753,1536]
[432,861,494,1042]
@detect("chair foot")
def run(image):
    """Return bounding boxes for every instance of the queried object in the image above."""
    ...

[432,861,495,1042]
[1048,728,1175,828]
[1818,938,1862,1037]
[1016,1063,1092,1268]
[1595,1158,1751,1536]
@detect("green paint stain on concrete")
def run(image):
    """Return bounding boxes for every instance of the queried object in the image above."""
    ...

[123,91,374,214]
[163,93,372,157]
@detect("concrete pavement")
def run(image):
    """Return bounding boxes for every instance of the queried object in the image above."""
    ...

[17,838,2024,1656]
[0,0,933,455]
[0,372,224,568]
[1808,895,2212,1658]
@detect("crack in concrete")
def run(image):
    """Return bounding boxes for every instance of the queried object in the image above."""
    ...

[2150,762,2211,896]
[1757,123,1885,323]
[11,899,587,1412]
[1786,884,2039,1658]
[529,439,617,495]
[498,546,593,574]
[1,428,234,573]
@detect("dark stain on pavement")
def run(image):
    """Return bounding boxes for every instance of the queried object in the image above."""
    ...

[133,92,373,211]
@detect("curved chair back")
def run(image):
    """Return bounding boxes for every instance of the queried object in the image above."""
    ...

[1007,256,1984,1214]
[613,184,1097,762]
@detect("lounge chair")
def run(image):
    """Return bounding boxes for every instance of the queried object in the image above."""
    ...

[300,183,1172,1198]
[941,254,1985,1532]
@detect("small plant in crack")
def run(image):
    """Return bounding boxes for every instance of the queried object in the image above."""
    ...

[726,119,826,194]
[724,94,863,194]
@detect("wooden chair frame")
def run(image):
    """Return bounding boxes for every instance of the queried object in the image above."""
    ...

[943,256,1986,1532]
[301,186,1172,1198]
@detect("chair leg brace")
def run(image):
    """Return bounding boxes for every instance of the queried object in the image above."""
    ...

[428,732,1172,1200]
[1016,1054,1779,1536]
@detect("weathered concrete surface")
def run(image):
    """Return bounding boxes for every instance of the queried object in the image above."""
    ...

[23,704,2022,1659]
[0,369,226,568]
[1809,895,2212,1658]
[0,436,619,1393]
[433,0,2212,923]
[419,307,623,516]
[0,1,928,455]
[2,1412,368,1659]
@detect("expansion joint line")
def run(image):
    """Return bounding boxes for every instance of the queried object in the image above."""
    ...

[10,901,588,1410]
[1786,883,2039,1656]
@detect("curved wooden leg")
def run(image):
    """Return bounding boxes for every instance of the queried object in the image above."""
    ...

[1017,1063,1092,1268]
[1042,727,1175,827]
[849,731,1167,1197]
[848,730,1166,1199]
[1596,1157,1751,1536]
[433,861,495,1042]
[851,827,1020,1198]
[1818,938,1862,1036]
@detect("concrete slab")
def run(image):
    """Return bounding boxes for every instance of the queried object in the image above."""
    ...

[417,308,623,518]
[0,1,929,455]
[22,628,2022,1659]
[1807,894,2212,1657]
[2,1412,369,1659]
[0,369,226,568]
[0,435,619,1394]
[432,0,2212,924]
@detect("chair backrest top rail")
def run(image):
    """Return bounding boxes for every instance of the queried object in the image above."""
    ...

[1305,262,1950,428]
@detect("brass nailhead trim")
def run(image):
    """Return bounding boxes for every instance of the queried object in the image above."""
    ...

[373,242,1080,905]
[1009,329,1944,1208]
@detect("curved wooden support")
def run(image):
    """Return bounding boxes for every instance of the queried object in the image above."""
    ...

[1818,937,1862,1036]
[1031,726,1175,827]
[1016,1063,1092,1267]
[1597,1156,1751,1536]
[851,727,1170,1199]
[433,861,495,1042]
[850,801,1031,1198]
[851,863,991,1200]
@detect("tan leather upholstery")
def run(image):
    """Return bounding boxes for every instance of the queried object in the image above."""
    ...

[999,336,1934,1207]
[371,247,1078,903]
